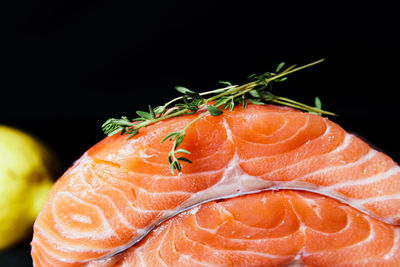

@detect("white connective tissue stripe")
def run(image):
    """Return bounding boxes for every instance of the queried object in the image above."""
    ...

[52,192,117,240]
[88,153,399,265]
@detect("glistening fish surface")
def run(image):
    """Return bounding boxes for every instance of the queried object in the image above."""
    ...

[31,104,400,266]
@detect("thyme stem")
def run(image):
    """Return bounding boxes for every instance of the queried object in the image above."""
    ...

[102,58,334,173]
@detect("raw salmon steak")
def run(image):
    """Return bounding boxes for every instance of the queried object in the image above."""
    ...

[31,104,400,266]
[87,191,400,267]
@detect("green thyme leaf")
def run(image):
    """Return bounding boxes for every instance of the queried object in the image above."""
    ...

[175,86,193,94]
[161,132,178,143]
[207,105,223,116]
[154,105,166,115]
[315,96,322,109]
[247,99,265,105]
[148,105,155,119]
[175,86,201,99]
[136,111,153,120]
[218,81,232,86]
[249,89,261,98]
[275,77,288,83]
[276,62,285,72]
[175,134,185,148]
[175,148,191,154]
[177,157,192,163]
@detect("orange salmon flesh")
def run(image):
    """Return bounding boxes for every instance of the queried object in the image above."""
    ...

[31,104,400,266]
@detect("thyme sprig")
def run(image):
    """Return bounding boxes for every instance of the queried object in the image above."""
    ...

[102,58,335,174]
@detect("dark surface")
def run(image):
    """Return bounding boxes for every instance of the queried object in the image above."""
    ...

[1,1,400,266]
[0,244,32,267]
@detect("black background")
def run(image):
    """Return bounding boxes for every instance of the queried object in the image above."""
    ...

[1,1,400,265]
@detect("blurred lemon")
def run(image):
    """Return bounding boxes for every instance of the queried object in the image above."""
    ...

[0,125,58,249]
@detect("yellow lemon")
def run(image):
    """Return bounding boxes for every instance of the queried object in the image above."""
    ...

[0,125,58,249]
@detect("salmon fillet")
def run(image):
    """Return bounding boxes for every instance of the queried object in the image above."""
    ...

[87,190,400,267]
[31,104,400,266]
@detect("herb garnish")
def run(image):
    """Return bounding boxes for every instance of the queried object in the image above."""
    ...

[102,59,335,174]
